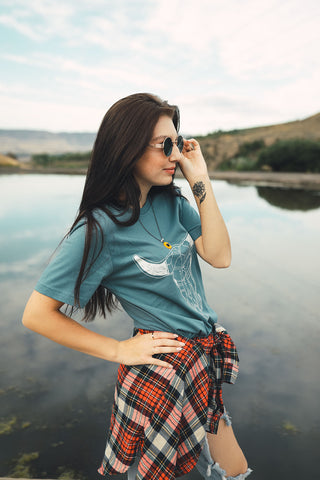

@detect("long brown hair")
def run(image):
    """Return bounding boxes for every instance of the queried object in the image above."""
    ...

[69,93,181,321]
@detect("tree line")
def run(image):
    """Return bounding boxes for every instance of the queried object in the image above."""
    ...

[217,138,320,173]
[31,152,91,168]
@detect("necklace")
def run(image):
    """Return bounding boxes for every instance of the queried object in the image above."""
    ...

[139,201,172,249]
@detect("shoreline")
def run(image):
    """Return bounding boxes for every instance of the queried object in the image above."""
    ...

[1,167,320,190]
[207,171,320,190]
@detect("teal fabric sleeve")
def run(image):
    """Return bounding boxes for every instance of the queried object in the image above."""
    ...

[35,222,113,307]
[179,196,202,241]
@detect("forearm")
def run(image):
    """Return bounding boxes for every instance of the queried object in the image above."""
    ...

[23,291,184,369]
[179,138,231,267]
[191,174,231,267]
[23,295,120,363]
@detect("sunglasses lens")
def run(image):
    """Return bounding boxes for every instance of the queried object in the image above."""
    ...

[177,136,184,152]
[163,137,173,156]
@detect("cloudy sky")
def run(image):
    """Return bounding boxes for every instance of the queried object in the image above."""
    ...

[0,0,319,135]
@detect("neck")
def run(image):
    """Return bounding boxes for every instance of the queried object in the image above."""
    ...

[139,186,151,208]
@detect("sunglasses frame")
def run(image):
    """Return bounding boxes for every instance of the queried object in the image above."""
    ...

[149,135,184,157]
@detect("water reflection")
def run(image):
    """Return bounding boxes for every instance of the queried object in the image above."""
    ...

[256,186,320,211]
[0,174,319,480]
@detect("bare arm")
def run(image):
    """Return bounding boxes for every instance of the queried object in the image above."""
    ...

[178,139,231,268]
[22,290,185,368]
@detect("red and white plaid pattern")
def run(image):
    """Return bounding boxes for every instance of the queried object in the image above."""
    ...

[98,324,239,479]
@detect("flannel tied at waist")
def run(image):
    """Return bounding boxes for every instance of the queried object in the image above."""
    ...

[98,323,239,480]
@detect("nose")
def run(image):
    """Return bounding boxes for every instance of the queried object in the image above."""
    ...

[169,143,182,162]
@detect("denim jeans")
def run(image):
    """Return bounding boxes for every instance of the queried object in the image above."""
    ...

[127,409,252,480]
[194,410,252,479]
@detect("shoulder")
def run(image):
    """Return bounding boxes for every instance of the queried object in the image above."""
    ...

[66,208,117,252]
[92,207,118,231]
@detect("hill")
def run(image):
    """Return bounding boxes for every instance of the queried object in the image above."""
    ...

[197,112,320,169]
[0,153,21,167]
[0,130,95,155]
[0,112,319,167]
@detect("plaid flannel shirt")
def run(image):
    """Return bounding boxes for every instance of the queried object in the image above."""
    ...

[98,324,239,480]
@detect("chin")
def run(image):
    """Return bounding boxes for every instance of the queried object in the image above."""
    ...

[161,177,174,186]
[153,176,173,187]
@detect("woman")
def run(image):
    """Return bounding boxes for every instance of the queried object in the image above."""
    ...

[23,93,252,480]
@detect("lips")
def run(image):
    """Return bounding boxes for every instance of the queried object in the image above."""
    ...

[164,168,175,174]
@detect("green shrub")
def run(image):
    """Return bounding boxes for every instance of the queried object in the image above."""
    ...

[257,139,320,172]
[32,153,50,166]
[32,152,91,168]
[217,156,258,171]
[238,139,265,156]
[217,139,264,171]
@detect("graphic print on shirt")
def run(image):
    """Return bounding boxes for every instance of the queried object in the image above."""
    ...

[133,233,203,312]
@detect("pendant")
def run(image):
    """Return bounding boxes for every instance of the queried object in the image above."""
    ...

[163,241,172,249]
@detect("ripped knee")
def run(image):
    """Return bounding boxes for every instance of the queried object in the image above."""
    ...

[221,408,232,427]
[195,409,252,479]
[208,461,252,479]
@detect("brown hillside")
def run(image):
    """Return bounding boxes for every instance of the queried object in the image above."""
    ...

[0,154,21,167]
[198,112,320,168]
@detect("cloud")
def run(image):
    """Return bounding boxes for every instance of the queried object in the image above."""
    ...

[0,0,75,40]
[146,0,320,80]
[0,13,42,40]
[0,0,319,133]
[178,92,280,134]
[1,51,164,93]
[217,1,320,80]
[3,0,320,74]
[0,92,103,130]
[263,67,320,119]
[0,0,153,52]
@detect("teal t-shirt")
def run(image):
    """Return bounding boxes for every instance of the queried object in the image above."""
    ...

[35,191,218,337]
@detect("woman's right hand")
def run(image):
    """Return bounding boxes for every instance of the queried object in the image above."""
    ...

[116,331,185,368]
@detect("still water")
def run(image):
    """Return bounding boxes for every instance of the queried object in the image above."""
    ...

[0,174,319,479]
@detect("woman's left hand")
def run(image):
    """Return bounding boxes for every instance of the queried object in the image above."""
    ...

[178,138,209,183]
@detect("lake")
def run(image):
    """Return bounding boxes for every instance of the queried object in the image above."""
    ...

[0,174,319,479]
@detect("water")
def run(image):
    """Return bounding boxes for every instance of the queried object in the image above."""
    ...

[0,174,319,479]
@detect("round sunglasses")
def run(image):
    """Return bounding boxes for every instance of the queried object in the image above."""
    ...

[149,135,184,157]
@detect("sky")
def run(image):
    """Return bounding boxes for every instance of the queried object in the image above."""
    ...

[0,0,320,135]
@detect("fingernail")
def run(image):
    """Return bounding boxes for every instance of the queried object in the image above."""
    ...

[176,347,182,351]
[173,334,178,337]
[180,342,185,346]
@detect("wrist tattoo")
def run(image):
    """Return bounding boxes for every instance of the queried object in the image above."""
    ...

[192,181,206,204]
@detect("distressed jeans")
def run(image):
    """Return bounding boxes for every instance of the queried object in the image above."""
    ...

[127,410,252,480]
[195,411,252,480]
